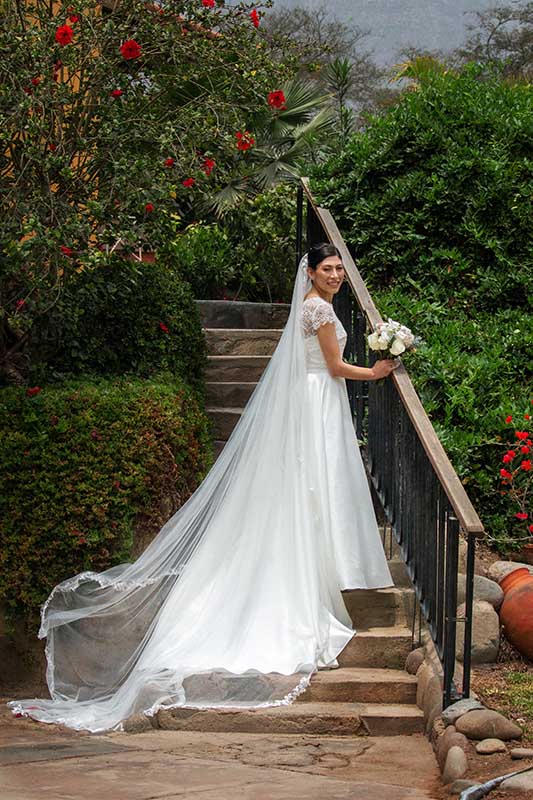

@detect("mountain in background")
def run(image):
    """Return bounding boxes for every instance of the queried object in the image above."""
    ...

[272,0,499,66]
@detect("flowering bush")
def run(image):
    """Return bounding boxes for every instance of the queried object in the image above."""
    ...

[500,406,533,544]
[1,0,303,384]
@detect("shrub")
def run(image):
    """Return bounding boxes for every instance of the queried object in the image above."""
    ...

[26,256,206,388]
[311,64,533,550]
[0,374,213,628]
[161,184,298,302]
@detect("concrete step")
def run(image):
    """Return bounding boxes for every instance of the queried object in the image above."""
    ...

[206,382,257,408]
[342,587,414,630]
[197,300,290,330]
[156,701,424,736]
[337,627,413,669]
[206,356,270,383]
[296,667,417,705]
[206,407,242,441]
[204,329,282,356]
[388,557,412,588]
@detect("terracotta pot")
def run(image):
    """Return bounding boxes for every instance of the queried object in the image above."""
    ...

[499,567,533,661]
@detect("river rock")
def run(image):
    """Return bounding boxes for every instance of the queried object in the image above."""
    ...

[437,727,470,770]
[447,780,482,795]
[441,698,485,727]
[457,574,504,609]
[455,600,499,663]
[405,647,425,675]
[511,748,533,759]
[456,709,523,741]
[442,745,468,784]
[487,561,533,583]
[475,738,507,754]
[500,771,533,792]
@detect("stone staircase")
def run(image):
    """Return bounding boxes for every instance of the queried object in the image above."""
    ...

[153,302,424,737]
[155,528,422,736]
[199,300,289,457]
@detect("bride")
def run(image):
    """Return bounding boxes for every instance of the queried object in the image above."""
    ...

[9,243,397,733]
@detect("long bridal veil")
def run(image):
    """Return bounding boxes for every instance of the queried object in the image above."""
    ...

[9,255,355,733]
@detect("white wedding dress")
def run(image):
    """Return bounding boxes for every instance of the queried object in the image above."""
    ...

[9,258,392,733]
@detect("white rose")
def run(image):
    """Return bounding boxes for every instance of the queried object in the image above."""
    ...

[368,331,381,350]
[378,333,391,350]
[390,338,406,356]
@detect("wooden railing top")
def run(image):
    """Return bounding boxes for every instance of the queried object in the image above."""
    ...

[302,178,485,536]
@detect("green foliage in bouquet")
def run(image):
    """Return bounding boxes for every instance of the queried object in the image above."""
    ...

[0,375,213,627]
[311,63,533,551]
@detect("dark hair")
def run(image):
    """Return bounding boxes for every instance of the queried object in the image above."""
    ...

[307,243,342,270]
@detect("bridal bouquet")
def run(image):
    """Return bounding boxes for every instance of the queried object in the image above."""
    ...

[367,319,419,358]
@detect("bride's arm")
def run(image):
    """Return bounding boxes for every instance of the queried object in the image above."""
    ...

[316,323,396,381]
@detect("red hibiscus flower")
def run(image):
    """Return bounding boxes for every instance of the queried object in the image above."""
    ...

[159,322,169,334]
[164,157,175,167]
[202,0,216,6]
[69,13,80,23]
[110,88,123,98]
[236,131,255,151]
[26,386,42,397]
[516,431,529,440]
[505,415,513,423]
[268,90,286,110]
[500,468,513,480]
[55,24,74,46]
[144,202,154,213]
[502,453,514,463]
[250,8,260,27]
[515,512,529,520]
[182,177,195,187]
[521,445,531,455]
[529,524,533,533]
[120,40,142,60]
[525,414,531,420]
[521,460,532,471]
[202,157,216,175]
[15,299,25,310]
[31,77,41,86]
[60,245,73,256]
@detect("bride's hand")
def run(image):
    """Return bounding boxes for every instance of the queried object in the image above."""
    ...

[371,359,397,380]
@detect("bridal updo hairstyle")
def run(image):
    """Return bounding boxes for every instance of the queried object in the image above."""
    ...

[307,243,342,270]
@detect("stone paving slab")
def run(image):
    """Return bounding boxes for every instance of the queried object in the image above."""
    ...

[0,703,440,799]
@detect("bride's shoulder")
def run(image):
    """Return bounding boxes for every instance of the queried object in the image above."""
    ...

[302,294,328,306]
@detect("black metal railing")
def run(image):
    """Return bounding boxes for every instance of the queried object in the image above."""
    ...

[297,180,483,707]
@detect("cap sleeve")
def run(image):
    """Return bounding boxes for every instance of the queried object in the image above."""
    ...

[310,300,336,332]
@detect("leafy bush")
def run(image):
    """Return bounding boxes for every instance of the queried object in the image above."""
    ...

[313,65,532,309]
[312,64,533,550]
[25,256,206,388]
[0,375,212,627]
[161,184,297,302]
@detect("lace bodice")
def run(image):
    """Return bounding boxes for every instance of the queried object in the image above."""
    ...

[301,296,347,371]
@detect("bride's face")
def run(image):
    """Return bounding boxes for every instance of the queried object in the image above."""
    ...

[308,256,345,295]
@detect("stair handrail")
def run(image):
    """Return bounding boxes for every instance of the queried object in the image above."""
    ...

[299,178,484,707]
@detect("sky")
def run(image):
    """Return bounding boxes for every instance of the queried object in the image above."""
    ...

[272,0,500,67]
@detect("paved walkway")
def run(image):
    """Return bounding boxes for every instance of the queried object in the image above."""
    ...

[0,702,440,799]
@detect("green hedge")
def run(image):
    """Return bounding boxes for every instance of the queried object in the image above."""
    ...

[0,375,213,627]
[27,256,206,387]
[312,65,533,550]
